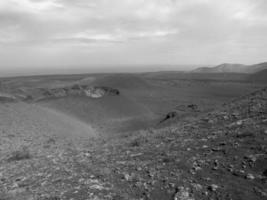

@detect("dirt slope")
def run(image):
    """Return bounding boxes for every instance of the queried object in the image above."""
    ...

[0,102,96,154]
[248,69,267,83]
[39,95,157,135]
[0,86,266,200]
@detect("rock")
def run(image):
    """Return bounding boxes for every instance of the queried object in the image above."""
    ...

[187,104,199,112]
[208,119,215,124]
[207,184,219,192]
[236,131,254,138]
[27,85,120,101]
[84,86,119,98]
[236,120,243,126]
[191,183,203,191]
[192,161,202,171]
[174,187,194,200]
[160,111,178,123]
[254,187,267,198]
[223,115,229,120]
[84,87,106,98]
[130,153,143,157]
[244,155,257,162]
[214,159,219,166]
[49,88,67,97]
[123,173,135,181]
[246,174,255,180]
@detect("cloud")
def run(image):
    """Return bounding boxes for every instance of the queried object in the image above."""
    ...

[0,0,267,71]
[63,29,179,43]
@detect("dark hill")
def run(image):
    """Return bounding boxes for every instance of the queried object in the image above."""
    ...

[192,62,267,74]
[192,63,246,73]
[248,69,267,83]
[248,62,267,73]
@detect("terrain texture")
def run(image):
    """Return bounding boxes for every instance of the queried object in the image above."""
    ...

[0,72,266,200]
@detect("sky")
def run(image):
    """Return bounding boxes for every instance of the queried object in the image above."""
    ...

[0,0,267,75]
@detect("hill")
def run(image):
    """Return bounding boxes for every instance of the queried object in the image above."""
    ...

[247,62,267,73]
[248,69,267,83]
[192,62,267,74]
[192,63,246,73]
[1,85,266,200]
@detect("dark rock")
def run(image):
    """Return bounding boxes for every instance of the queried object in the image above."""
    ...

[160,111,178,123]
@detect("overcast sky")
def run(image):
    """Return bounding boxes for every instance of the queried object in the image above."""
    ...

[0,0,267,75]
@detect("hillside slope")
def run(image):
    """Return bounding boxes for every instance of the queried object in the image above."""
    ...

[39,95,157,135]
[248,69,267,83]
[0,102,96,155]
[0,86,266,200]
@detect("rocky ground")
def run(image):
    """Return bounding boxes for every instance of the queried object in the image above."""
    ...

[0,87,267,200]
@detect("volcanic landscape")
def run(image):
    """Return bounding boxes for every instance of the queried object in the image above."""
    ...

[0,63,267,200]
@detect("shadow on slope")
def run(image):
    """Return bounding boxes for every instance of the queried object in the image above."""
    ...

[39,94,158,136]
[248,69,267,84]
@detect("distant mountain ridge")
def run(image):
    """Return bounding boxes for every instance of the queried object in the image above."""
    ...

[192,62,267,74]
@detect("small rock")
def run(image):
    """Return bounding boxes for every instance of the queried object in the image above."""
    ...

[246,174,255,180]
[130,153,143,157]
[191,183,203,191]
[236,120,243,125]
[244,155,257,162]
[192,166,202,171]
[136,167,142,171]
[174,187,194,200]
[123,173,136,181]
[208,119,214,124]
[123,173,131,181]
[207,184,219,192]
[227,164,234,172]
[232,170,245,177]
[254,187,267,197]
[223,115,229,120]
